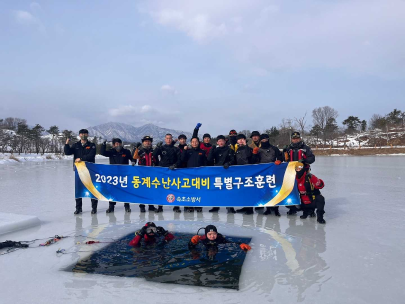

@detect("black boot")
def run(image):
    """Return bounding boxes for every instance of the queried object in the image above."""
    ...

[75,198,83,215]
[300,211,309,219]
[187,207,194,212]
[263,207,272,215]
[155,206,163,213]
[287,206,298,215]
[173,206,181,213]
[274,209,281,217]
[148,205,156,212]
[317,210,326,224]
[124,203,131,213]
[227,207,236,214]
[91,199,98,214]
[209,207,220,213]
[317,217,326,224]
[106,206,114,213]
[196,207,203,213]
[309,211,316,217]
[236,207,247,213]
[244,208,254,215]
[140,205,146,213]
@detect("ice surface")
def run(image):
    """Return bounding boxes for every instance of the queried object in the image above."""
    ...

[0,157,404,304]
[0,213,40,235]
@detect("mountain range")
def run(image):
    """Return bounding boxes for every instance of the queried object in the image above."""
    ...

[87,122,193,143]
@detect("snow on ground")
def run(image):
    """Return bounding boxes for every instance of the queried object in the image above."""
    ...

[0,157,405,303]
[0,153,108,165]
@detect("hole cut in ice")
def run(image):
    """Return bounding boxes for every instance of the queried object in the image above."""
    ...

[66,232,251,290]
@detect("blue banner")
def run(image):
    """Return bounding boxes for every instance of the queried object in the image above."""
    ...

[75,162,300,207]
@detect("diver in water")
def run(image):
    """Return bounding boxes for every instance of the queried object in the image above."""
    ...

[128,222,174,247]
[188,225,251,259]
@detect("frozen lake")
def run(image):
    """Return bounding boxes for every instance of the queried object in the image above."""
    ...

[0,156,404,304]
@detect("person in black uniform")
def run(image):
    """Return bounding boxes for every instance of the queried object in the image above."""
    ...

[101,138,133,213]
[283,131,315,215]
[234,134,257,215]
[64,129,98,215]
[181,137,207,212]
[207,135,236,213]
[172,134,188,213]
[153,134,181,213]
[133,135,160,213]
[253,133,283,216]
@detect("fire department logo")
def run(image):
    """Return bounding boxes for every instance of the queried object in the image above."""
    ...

[166,194,175,203]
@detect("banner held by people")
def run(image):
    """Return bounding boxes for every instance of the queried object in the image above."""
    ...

[75,161,300,207]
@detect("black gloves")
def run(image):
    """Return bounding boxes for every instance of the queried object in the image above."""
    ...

[135,142,142,148]
[156,142,163,147]
[157,227,167,235]
[223,163,230,169]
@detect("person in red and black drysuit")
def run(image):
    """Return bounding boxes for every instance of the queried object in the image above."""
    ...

[283,131,315,215]
[128,222,174,247]
[101,138,134,213]
[133,135,160,213]
[181,137,207,213]
[295,162,326,224]
[188,225,251,260]
[192,123,214,165]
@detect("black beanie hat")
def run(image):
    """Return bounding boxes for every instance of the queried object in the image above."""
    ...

[216,135,226,141]
[237,134,246,140]
[260,134,269,140]
[203,133,211,139]
[112,138,122,145]
[79,129,89,134]
[250,131,260,138]
[178,134,187,140]
[205,225,218,236]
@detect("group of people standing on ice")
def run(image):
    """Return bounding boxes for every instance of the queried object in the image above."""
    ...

[64,123,326,224]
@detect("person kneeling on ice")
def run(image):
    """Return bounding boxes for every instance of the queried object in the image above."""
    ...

[129,222,174,247]
[188,225,251,260]
[295,162,326,224]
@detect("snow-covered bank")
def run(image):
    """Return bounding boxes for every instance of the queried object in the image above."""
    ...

[0,213,40,235]
[0,153,108,165]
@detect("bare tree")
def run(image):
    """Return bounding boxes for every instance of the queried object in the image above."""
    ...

[312,106,339,146]
[294,112,307,137]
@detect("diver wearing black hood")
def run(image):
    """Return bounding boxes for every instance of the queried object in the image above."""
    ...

[188,225,251,250]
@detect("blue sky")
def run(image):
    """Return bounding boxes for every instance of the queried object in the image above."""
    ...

[0,0,404,135]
